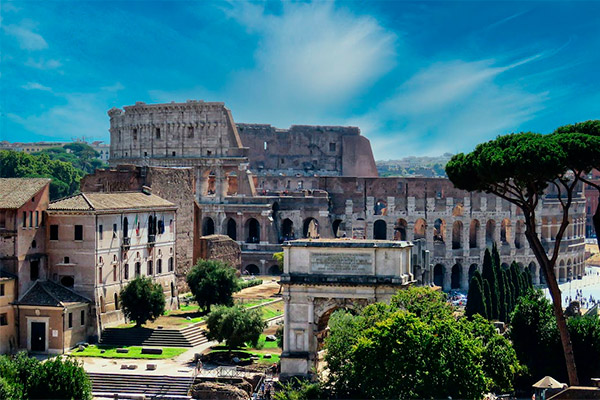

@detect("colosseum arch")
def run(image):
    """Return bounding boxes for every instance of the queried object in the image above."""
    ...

[245,218,261,243]
[268,265,281,275]
[394,219,407,241]
[501,219,512,245]
[433,219,446,243]
[414,218,426,240]
[451,263,462,290]
[452,221,463,249]
[332,219,343,238]
[515,220,525,249]
[224,218,237,240]
[469,219,480,249]
[202,217,215,236]
[303,218,319,238]
[558,259,566,282]
[281,218,295,242]
[486,220,496,247]
[528,261,540,285]
[551,217,559,240]
[373,220,387,240]
[433,264,445,287]
[245,264,260,275]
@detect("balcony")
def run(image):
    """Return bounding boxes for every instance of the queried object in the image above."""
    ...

[148,234,156,247]
[122,236,131,250]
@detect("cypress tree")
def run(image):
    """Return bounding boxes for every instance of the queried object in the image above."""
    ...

[483,280,493,321]
[497,264,508,322]
[482,248,500,319]
[466,272,487,319]
[510,262,522,300]
[523,267,533,290]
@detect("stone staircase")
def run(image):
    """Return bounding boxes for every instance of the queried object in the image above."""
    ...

[100,323,208,347]
[88,372,193,399]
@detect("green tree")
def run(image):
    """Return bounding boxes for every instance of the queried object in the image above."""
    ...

[187,259,239,313]
[206,305,265,353]
[466,271,488,319]
[120,277,166,327]
[481,249,500,319]
[273,378,324,400]
[324,287,522,399]
[0,352,92,399]
[483,280,493,322]
[390,285,453,321]
[446,130,600,385]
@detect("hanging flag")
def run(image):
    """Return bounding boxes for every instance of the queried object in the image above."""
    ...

[135,214,139,236]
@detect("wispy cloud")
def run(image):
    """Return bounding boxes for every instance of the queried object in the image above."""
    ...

[25,57,62,70]
[2,22,48,50]
[21,82,52,92]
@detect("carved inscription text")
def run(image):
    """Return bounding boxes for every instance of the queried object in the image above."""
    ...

[310,252,373,275]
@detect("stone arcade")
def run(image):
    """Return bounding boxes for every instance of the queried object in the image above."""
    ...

[279,239,413,379]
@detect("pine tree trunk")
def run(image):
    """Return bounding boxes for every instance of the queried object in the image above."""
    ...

[525,228,579,386]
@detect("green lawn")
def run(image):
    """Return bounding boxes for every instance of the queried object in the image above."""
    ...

[256,334,279,349]
[208,349,280,364]
[261,302,284,320]
[70,345,187,359]
[237,298,274,308]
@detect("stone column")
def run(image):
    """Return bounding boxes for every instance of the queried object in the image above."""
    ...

[283,294,291,353]
[443,268,451,292]
[406,222,415,242]
[307,296,315,355]
[461,264,470,290]
[494,221,502,246]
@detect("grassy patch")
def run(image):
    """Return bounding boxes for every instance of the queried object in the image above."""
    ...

[256,335,279,350]
[237,298,274,308]
[208,349,280,364]
[70,345,187,359]
[261,302,284,320]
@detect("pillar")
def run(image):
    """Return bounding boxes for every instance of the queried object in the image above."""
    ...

[283,294,291,353]
[443,268,451,292]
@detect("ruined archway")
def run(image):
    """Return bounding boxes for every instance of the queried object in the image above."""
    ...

[515,220,525,249]
[268,265,281,275]
[245,264,260,275]
[451,263,462,290]
[452,221,463,249]
[281,218,295,242]
[469,219,480,249]
[414,218,426,240]
[245,218,261,243]
[332,219,343,238]
[486,220,496,247]
[433,264,445,287]
[394,219,407,241]
[373,220,387,240]
[303,218,320,238]
[202,217,215,236]
[225,218,237,240]
[501,218,511,245]
[433,219,445,243]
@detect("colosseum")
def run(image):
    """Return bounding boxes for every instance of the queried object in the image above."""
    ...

[83,100,586,291]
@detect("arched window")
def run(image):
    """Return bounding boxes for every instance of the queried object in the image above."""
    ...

[202,217,215,236]
[123,217,129,238]
[168,257,173,272]
[373,220,387,240]
[31,240,37,249]
[302,218,319,239]
[124,264,129,280]
[245,218,261,243]
[226,218,237,240]
[135,262,141,277]
[147,260,153,275]
[157,259,162,274]
[114,293,119,310]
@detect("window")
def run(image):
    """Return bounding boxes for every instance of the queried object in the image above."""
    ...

[60,276,74,287]
[158,220,165,234]
[80,310,85,326]
[31,240,37,249]
[64,256,70,264]
[169,219,173,233]
[113,255,117,263]
[68,312,73,328]
[207,150,212,156]
[329,142,336,152]
[23,211,27,228]
[0,283,4,296]
[281,158,285,165]
[113,265,117,281]
[147,261,153,275]
[30,260,39,280]
[118,130,122,142]
[188,126,194,138]
[99,225,103,240]
[0,313,7,326]
[264,141,268,150]
[32,197,35,202]
[74,225,83,241]
[156,128,161,139]
[99,266,103,284]
[35,211,39,227]
[133,128,138,140]
[50,225,58,240]
[135,262,141,277]
[124,264,129,280]
[168,257,173,272]
[0,211,5,228]
[144,151,148,157]
[157,259,162,274]
[114,293,119,310]
[172,151,176,157]
[123,218,129,238]
[113,223,117,238]
[29,211,33,227]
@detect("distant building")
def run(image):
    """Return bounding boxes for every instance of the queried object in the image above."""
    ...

[0,139,110,162]
[584,169,600,238]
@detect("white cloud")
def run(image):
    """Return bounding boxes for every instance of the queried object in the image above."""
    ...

[21,82,52,92]
[3,22,47,50]
[359,57,549,159]
[25,57,62,69]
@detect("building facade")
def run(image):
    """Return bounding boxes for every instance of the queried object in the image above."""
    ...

[101,100,586,291]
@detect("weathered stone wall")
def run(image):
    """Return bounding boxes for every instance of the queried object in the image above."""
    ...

[237,123,378,177]
[196,234,241,270]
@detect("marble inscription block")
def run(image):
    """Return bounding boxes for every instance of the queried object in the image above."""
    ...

[310,252,373,275]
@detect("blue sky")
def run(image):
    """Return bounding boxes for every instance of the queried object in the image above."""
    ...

[1,1,599,160]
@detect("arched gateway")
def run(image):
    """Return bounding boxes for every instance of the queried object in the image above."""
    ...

[280,239,414,380]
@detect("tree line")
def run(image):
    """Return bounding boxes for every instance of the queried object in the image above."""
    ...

[466,244,533,322]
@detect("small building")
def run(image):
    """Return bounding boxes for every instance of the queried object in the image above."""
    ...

[47,191,179,333]
[0,269,18,354]
[13,280,90,354]
[0,178,51,296]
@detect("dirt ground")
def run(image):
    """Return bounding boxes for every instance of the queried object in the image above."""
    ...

[233,277,282,300]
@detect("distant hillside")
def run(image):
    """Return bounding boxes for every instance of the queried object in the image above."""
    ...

[376,153,453,177]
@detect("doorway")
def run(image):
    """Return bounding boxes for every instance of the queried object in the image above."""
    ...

[31,322,46,352]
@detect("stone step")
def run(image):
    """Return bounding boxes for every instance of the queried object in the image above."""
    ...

[100,326,207,348]
[88,372,193,398]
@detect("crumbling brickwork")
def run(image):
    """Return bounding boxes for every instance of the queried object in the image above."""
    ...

[196,234,241,270]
